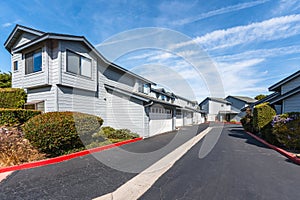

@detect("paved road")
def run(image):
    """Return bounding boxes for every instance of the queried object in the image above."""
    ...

[0,124,208,200]
[140,124,300,200]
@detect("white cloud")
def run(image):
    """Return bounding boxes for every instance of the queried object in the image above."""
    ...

[214,45,300,62]
[147,52,175,61]
[173,14,300,50]
[2,22,12,27]
[171,0,270,26]
[272,0,300,15]
[216,58,267,96]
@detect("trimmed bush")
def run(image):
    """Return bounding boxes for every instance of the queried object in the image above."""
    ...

[253,103,276,134]
[272,112,300,150]
[0,88,26,108]
[0,109,41,126]
[240,114,253,132]
[23,112,103,157]
[93,126,139,140]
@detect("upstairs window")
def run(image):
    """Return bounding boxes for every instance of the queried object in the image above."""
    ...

[25,49,42,74]
[67,50,92,78]
[13,61,18,71]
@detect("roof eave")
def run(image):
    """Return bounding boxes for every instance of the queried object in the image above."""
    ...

[4,24,44,53]
[268,70,300,91]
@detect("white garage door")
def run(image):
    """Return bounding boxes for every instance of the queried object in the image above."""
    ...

[149,106,173,137]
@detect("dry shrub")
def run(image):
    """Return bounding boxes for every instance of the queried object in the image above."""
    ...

[0,126,45,167]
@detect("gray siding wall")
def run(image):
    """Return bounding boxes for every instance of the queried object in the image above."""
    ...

[27,86,56,112]
[11,53,23,88]
[105,90,146,137]
[226,97,245,110]
[57,86,101,116]
[281,76,300,94]
[283,93,300,113]
[48,40,59,85]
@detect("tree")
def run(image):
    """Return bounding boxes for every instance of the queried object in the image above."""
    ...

[0,71,12,88]
[254,94,267,101]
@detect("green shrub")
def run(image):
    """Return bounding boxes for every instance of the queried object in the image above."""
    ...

[0,109,41,126]
[272,112,300,150]
[240,114,253,132]
[253,102,276,135]
[0,88,26,108]
[23,112,103,157]
[93,126,139,140]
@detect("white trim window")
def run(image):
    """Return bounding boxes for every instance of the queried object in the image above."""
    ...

[25,49,42,74]
[66,50,92,78]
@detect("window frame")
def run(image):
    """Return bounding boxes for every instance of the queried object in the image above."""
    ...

[66,49,92,78]
[25,48,43,75]
[13,61,18,71]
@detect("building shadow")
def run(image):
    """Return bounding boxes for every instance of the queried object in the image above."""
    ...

[228,128,270,149]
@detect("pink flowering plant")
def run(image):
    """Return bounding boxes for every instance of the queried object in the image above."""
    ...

[272,113,300,150]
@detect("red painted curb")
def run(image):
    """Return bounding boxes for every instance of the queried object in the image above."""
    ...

[245,131,300,165]
[0,137,142,173]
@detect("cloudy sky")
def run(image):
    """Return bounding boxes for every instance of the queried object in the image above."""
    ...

[0,0,300,101]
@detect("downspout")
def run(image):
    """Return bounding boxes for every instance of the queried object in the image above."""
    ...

[144,101,153,107]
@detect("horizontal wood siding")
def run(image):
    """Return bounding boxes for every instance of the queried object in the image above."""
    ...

[282,76,300,94]
[11,53,23,88]
[57,86,102,116]
[226,97,245,110]
[283,93,300,113]
[49,40,59,84]
[60,41,97,91]
[27,86,56,112]
[105,90,145,137]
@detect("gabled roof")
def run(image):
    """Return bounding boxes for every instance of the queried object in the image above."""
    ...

[269,70,300,92]
[4,25,156,85]
[4,24,44,52]
[199,97,231,106]
[226,96,257,104]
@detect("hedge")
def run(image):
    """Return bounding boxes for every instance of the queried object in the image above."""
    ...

[253,103,276,133]
[0,88,26,108]
[23,112,103,157]
[0,109,41,126]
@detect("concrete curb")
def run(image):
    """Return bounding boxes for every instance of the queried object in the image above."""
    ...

[0,137,142,173]
[245,131,300,165]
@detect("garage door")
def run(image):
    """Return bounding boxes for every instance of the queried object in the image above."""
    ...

[149,106,173,137]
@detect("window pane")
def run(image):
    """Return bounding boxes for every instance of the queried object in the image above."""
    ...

[25,53,33,74]
[33,51,42,72]
[67,51,80,74]
[13,61,18,71]
[81,57,92,77]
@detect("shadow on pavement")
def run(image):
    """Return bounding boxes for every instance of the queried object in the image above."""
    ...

[228,127,270,149]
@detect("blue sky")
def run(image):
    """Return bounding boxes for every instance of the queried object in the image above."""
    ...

[0,0,300,101]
